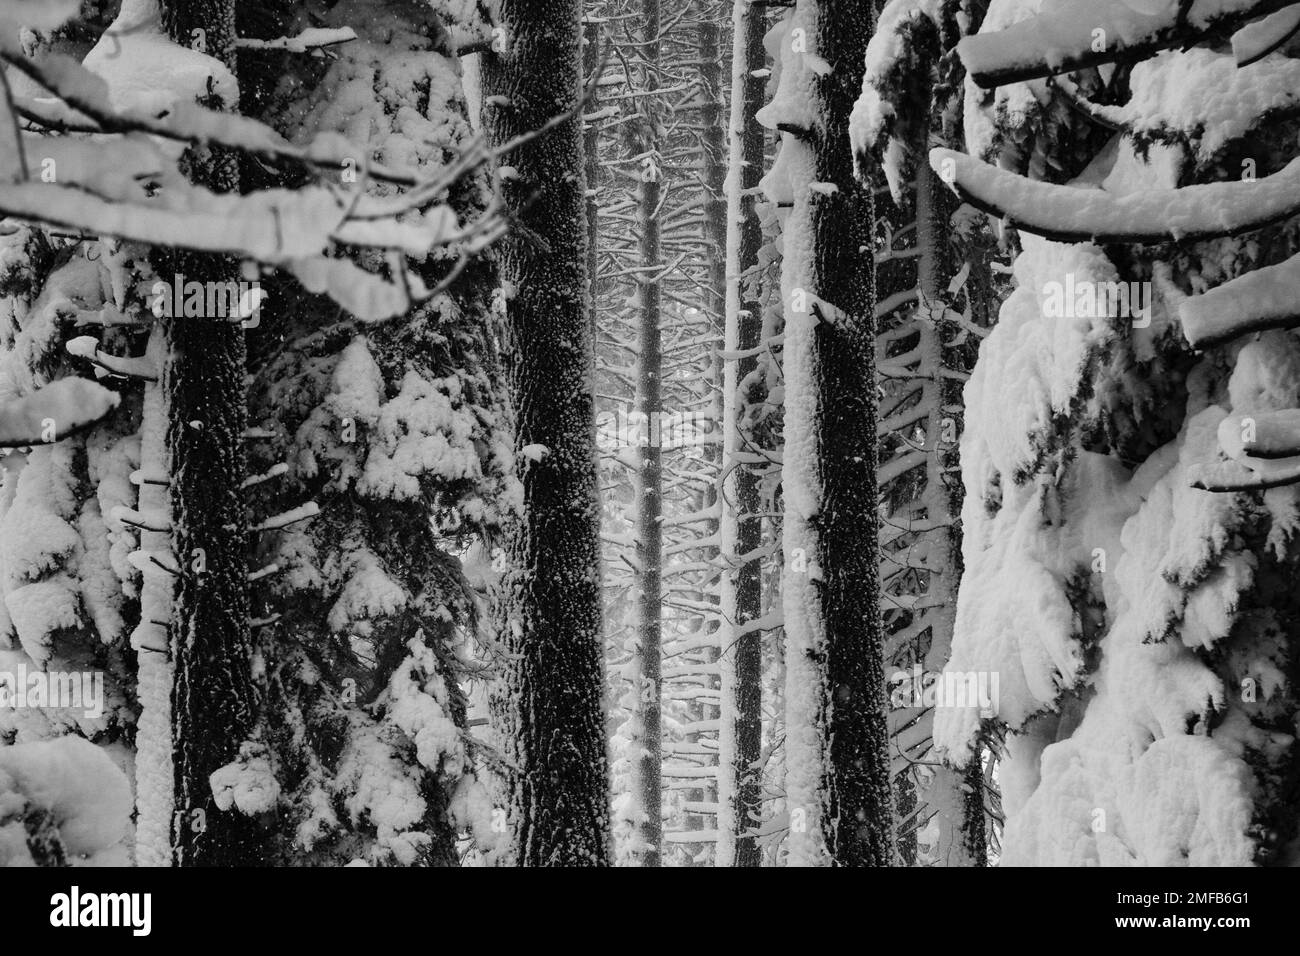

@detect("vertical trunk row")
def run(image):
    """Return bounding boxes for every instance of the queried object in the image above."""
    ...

[718,0,768,868]
[483,0,611,867]
[159,0,259,866]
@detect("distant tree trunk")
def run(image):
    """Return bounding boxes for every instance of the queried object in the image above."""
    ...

[584,17,602,348]
[631,0,664,868]
[718,0,767,869]
[914,158,988,867]
[483,0,611,867]
[158,0,260,866]
[690,2,728,859]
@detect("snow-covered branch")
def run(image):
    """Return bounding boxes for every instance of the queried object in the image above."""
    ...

[0,12,601,323]
[235,27,357,54]
[1180,251,1300,347]
[0,378,119,447]
[956,0,1300,88]
[930,147,1300,245]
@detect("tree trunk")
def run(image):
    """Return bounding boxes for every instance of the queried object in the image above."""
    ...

[691,2,728,861]
[132,328,176,867]
[483,0,611,867]
[630,0,664,868]
[719,0,767,869]
[915,158,988,867]
[780,0,894,866]
[584,17,602,352]
[158,0,260,866]
[811,0,892,868]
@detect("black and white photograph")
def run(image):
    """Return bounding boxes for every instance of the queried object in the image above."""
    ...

[0,0,1290,933]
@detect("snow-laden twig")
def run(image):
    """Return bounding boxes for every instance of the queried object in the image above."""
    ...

[235,27,357,54]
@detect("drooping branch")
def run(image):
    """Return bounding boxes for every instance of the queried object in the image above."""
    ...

[930,147,1300,245]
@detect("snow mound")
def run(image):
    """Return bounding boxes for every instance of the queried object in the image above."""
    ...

[0,736,132,865]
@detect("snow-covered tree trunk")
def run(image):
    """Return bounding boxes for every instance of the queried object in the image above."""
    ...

[630,0,665,868]
[768,0,894,866]
[132,327,176,867]
[717,0,768,869]
[483,0,612,867]
[584,16,603,348]
[158,0,259,867]
[911,160,985,866]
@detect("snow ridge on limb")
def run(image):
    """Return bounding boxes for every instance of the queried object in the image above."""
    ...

[956,0,1300,88]
[930,146,1300,244]
[1233,4,1300,64]
[1180,251,1300,347]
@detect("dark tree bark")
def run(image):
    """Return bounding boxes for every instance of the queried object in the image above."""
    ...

[632,0,664,868]
[482,0,612,867]
[809,0,894,866]
[583,17,602,350]
[725,0,767,869]
[158,0,261,866]
[690,0,728,858]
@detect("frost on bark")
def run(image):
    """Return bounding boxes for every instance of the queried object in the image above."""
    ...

[630,0,665,868]
[482,0,611,867]
[133,328,176,867]
[909,159,987,867]
[807,0,893,868]
[718,0,768,869]
[583,17,603,346]
[158,0,260,866]
[773,0,894,866]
